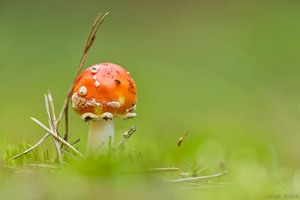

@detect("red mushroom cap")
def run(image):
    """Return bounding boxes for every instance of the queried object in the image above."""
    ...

[71,63,137,121]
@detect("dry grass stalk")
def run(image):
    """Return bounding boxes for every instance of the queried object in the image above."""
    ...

[9,13,109,162]
[116,126,137,149]
[57,12,109,142]
[177,131,189,167]
[31,117,84,159]
[168,170,228,183]
[44,92,63,167]
[8,133,50,161]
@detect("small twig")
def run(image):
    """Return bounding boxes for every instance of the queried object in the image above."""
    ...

[63,104,69,142]
[177,131,189,167]
[116,126,137,149]
[28,163,61,169]
[90,125,135,156]
[70,138,80,146]
[168,170,228,183]
[8,133,50,161]
[62,149,80,161]
[183,182,235,187]
[47,92,57,124]
[61,138,80,150]
[45,93,63,167]
[84,13,108,54]
[178,184,226,190]
[57,13,109,143]
[30,117,84,159]
[47,92,63,163]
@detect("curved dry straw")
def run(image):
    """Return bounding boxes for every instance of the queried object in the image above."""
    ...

[9,13,109,163]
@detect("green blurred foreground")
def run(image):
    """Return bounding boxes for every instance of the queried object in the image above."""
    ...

[0,0,300,199]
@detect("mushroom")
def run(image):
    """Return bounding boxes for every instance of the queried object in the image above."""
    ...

[71,63,137,156]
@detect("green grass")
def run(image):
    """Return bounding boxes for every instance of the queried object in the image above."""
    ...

[0,135,229,200]
[2,142,47,166]
[0,127,295,200]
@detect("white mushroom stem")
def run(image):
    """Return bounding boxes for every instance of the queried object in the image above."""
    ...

[86,119,114,156]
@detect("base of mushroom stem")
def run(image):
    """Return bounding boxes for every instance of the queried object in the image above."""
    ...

[86,119,114,156]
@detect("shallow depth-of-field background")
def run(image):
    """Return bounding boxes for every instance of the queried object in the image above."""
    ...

[1,0,300,199]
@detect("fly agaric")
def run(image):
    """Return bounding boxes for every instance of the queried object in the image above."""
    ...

[71,63,137,156]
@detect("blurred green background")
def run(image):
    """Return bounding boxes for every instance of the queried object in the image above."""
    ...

[1,0,300,199]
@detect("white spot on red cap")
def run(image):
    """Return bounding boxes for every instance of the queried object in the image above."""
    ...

[71,92,102,109]
[90,66,100,73]
[86,98,101,107]
[78,86,87,95]
[107,101,121,108]
[95,81,100,87]
[71,92,86,108]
